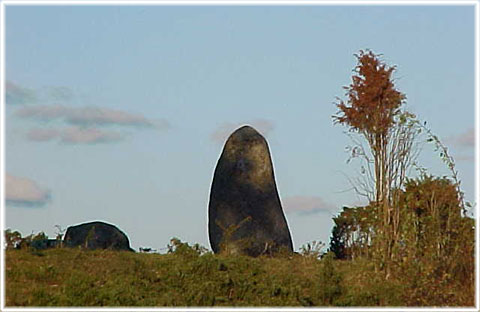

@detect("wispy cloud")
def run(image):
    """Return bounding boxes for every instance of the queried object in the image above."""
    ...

[210,119,275,144]
[67,107,155,127]
[450,128,475,148]
[26,128,60,142]
[5,174,50,207]
[17,105,69,120]
[46,86,74,102]
[9,82,169,145]
[27,126,125,145]
[282,196,336,215]
[61,127,124,144]
[16,105,162,128]
[6,81,37,105]
[444,128,476,162]
[455,154,475,162]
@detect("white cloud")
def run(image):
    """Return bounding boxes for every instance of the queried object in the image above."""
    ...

[16,105,166,128]
[66,107,154,127]
[6,81,37,105]
[26,128,60,142]
[210,119,275,144]
[16,105,69,120]
[6,81,74,105]
[46,86,74,101]
[26,126,125,145]
[452,128,475,148]
[282,196,336,215]
[60,127,124,144]
[444,128,476,162]
[5,174,50,207]
[455,154,475,162]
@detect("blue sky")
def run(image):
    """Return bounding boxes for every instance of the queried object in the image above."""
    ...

[4,4,476,251]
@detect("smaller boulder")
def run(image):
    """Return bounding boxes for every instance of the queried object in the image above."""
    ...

[63,221,133,251]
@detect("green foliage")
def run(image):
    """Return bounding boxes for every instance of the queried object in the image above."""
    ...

[398,175,464,258]
[4,229,22,249]
[327,174,475,306]
[392,175,475,305]
[334,257,404,306]
[414,120,471,215]
[329,206,374,260]
[215,216,254,256]
[5,237,474,307]
[32,232,48,241]
[7,243,327,306]
[167,237,208,257]
[317,252,343,305]
[299,240,325,259]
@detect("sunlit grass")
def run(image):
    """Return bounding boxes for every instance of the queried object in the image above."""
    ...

[5,242,474,307]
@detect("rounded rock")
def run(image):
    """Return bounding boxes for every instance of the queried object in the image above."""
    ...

[208,125,293,256]
[63,221,134,251]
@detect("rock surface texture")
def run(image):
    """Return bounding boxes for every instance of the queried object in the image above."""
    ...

[64,221,133,251]
[208,125,293,256]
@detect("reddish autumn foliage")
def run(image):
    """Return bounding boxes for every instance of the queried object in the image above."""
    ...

[334,50,406,136]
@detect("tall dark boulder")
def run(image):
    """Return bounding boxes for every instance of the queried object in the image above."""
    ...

[63,221,133,251]
[208,125,293,256]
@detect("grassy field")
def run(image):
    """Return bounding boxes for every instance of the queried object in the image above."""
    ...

[5,241,475,307]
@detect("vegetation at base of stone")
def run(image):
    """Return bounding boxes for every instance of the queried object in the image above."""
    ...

[5,239,473,307]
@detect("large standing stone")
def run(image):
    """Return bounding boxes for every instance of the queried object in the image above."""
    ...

[63,221,134,251]
[208,125,293,256]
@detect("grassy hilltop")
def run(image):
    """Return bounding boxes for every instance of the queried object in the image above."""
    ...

[5,239,474,307]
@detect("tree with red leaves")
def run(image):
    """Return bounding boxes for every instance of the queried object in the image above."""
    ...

[334,50,420,274]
